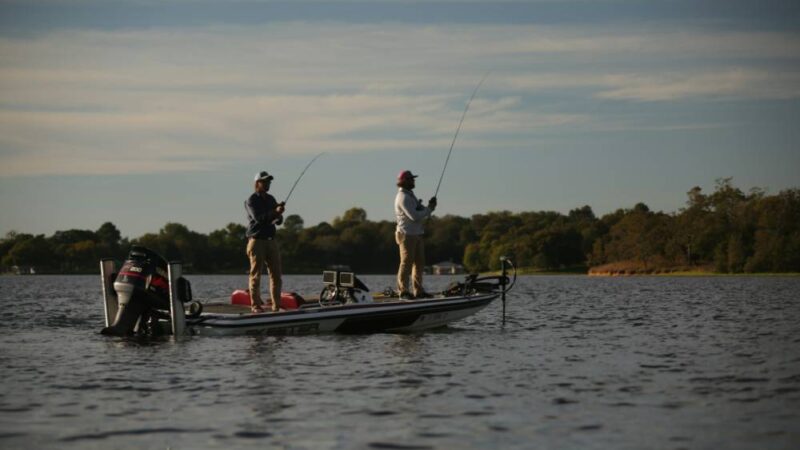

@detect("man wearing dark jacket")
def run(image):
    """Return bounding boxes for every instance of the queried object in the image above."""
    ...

[245,171,285,313]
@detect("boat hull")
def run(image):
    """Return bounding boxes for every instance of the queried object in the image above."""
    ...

[186,293,498,336]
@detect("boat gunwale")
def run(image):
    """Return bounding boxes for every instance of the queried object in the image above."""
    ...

[188,292,499,328]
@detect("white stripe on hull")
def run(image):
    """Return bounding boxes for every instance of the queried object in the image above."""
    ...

[193,317,345,336]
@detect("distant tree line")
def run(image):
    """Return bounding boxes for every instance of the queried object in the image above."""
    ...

[2,179,798,274]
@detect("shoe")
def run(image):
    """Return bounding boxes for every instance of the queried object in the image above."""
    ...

[414,292,433,299]
[251,304,266,313]
[399,292,413,300]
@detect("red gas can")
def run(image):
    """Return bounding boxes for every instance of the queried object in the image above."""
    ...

[230,290,305,310]
[230,289,250,306]
[279,292,305,310]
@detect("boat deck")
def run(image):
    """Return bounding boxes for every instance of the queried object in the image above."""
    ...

[201,294,415,315]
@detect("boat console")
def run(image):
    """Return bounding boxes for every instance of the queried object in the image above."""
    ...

[319,270,372,306]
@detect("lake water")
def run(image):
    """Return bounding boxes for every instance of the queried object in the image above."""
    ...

[1,274,799,449]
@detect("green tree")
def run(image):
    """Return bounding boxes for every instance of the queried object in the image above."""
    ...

[3,235,51,270]
[208,223,248,272]
[96,222,122,250]
[727,234,745,273]
[463,242,485,272]
[3,179,800,275]
[283,214,305,233]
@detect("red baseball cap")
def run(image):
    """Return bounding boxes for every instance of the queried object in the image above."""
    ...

[397,170,418,180]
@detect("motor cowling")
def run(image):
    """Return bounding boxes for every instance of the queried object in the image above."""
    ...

[101,246,192,336]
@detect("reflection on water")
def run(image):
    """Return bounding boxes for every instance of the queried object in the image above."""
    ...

[0,274,799,449]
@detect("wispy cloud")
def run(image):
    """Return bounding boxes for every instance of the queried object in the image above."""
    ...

[594,69,800,101]
[1,23,798,176]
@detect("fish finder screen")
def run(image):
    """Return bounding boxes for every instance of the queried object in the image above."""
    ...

[323,271,337,285]
[339,272,354,287]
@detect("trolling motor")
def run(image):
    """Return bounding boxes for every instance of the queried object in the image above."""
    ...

[499,256,515,325]
[443,258,516,295]
[442,257,516,324]
[100,246,193,336]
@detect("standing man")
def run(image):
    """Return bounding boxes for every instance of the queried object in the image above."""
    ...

[245,171,286,313]
[395,170,437,299]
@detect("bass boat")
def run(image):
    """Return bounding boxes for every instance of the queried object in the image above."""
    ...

[99,246,515,337]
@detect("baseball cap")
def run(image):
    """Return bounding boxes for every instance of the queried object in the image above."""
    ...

[397,170,418,180]
[254,171,274,182]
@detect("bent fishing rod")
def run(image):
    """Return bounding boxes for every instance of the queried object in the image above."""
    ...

[271,152,325,224]
[281,152,326,205]
[433,72,490,199]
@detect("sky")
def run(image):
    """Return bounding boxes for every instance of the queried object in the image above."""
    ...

[1,0,799,239]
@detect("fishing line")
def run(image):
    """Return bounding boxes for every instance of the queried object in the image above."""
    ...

[433,72,490,198]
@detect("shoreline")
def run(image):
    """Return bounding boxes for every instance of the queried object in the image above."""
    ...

[588,271,800,277]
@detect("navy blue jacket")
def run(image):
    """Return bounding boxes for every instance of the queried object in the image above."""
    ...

[245,192,282,239]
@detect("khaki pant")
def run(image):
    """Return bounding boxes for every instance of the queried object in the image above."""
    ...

[247,238,282,310]
[396,232,425,296]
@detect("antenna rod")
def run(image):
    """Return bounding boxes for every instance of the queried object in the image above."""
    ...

[433,72,489,198]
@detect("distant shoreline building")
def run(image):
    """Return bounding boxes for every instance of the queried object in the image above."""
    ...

[10,265,36,275]
[432,261,464,275]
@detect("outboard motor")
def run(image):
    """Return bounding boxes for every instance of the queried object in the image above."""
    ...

[101,246,192,336]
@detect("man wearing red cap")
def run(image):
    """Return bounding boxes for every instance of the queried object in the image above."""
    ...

[395,170,437,299]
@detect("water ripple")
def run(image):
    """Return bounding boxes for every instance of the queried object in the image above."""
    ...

[60,427,213,442]
[1,275,799,449]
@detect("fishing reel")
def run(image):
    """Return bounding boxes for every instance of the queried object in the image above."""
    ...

[319,270,372,306]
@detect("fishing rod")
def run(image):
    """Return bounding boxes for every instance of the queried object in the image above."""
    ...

[281,152,325,205]
[433,72,490,199]
[270,152,325,225]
